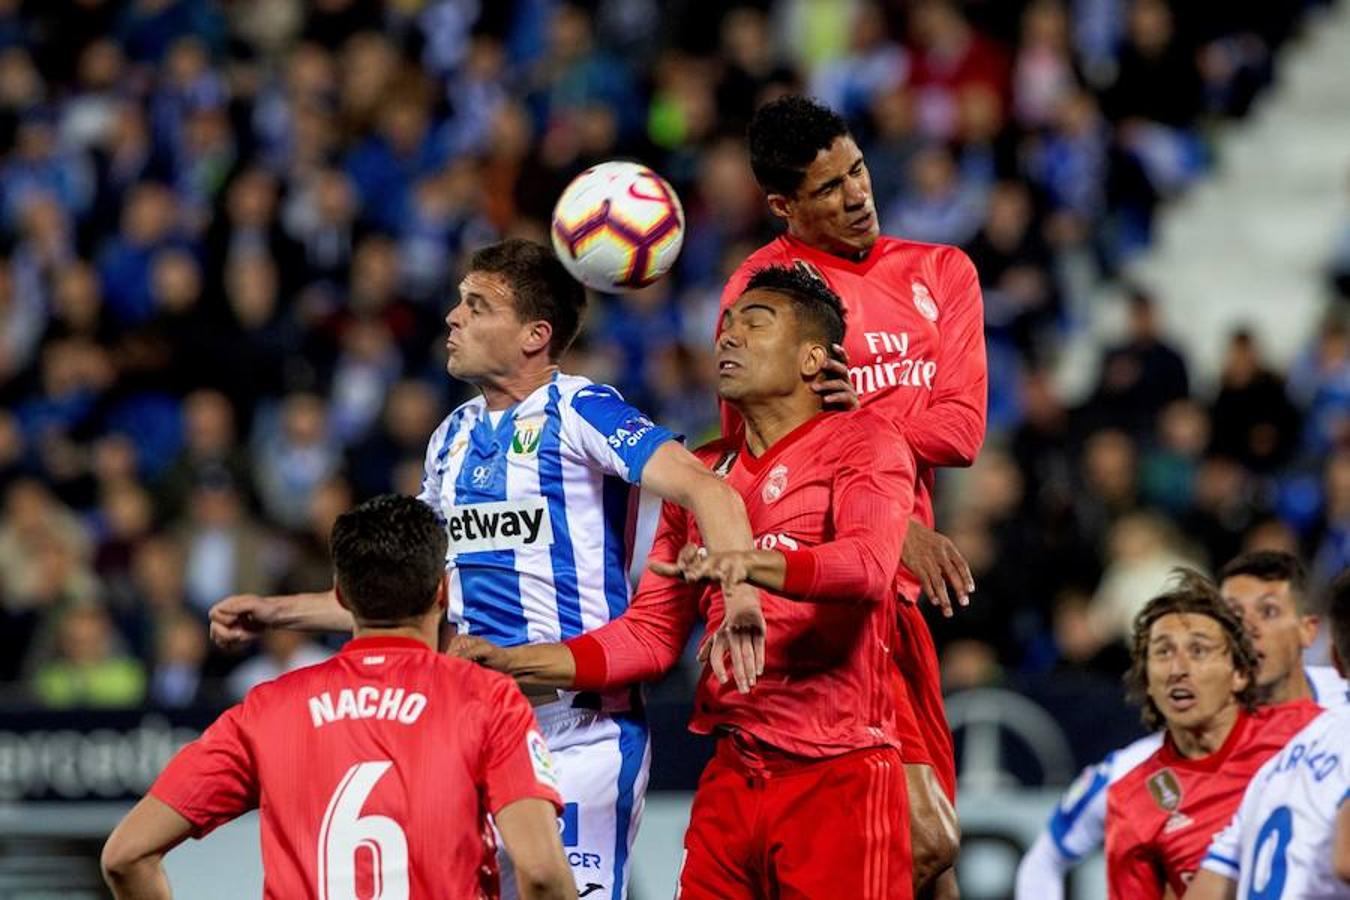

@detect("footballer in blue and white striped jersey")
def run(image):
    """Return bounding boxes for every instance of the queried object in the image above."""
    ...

[425,240,755,900]
[418,373,676,648]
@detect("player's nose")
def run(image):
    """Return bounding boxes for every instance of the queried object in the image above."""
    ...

[718,324,744,348]
[843,176,869,209]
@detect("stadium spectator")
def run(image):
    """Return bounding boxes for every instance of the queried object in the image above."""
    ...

[175,468,277,614]
[1086,289,1189,434]
[1208,329,1299,472]
[147,610,211,708]
[224,628,328,700]
[34,603,146,709]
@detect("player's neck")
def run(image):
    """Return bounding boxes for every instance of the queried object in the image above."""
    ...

[786,228,871,263]
[1169,700,1240,759]
[351,623,439,649]
[479,364,559,411]
[1265,667,1311,706]
[738,394,823,456]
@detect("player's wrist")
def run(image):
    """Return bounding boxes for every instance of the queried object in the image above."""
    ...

[562,635,604,690]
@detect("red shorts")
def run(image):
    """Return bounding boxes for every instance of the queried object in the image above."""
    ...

[678,734,912,900]
[893,601,956,801]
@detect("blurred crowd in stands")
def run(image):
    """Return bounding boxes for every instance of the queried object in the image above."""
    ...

[0,0,1346,718]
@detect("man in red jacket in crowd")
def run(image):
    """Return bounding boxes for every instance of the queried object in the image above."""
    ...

[455,265,919,899]
[720,94,988,898]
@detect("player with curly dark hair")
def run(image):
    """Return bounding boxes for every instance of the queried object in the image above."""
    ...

[724,93,988,899]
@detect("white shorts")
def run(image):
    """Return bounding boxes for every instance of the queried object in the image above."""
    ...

[497,696,651,900]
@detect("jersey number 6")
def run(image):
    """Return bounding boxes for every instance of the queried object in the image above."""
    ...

[319,761,410,900]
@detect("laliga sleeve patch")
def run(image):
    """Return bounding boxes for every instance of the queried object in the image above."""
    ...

[527,730,560,791]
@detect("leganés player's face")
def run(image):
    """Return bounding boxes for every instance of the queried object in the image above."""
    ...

[1221,575,1315,697]
[776,136,880,259]
[716,289,826,404]
[444,271,532,382]
[1145,612,1248,733]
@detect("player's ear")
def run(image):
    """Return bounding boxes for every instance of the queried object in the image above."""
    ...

[766,192,791,222]
[801,343,827,379]
[334,583,352,614]
[434,573,449,613]
[1298,614,1319,649]
[521,319,554,357]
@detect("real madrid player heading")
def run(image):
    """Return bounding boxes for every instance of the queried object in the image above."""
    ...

[209,238,760,900]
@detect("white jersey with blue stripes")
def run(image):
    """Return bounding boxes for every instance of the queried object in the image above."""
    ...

[1201,704,1350,899]
[1015,666,1350,900]
[418,373,676,647]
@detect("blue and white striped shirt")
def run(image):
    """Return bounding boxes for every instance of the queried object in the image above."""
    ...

[418,373,677,647]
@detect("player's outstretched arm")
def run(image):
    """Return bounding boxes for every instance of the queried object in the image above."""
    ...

[639,441,755,558]
[449,636,577,688]
[102,795,193,899]
[208,589,353,650]
[1013,832,1071,900]
[1183,870,1236,900]
[496,798,578,900]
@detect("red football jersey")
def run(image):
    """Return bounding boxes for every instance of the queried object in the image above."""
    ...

[568,408,916,757]
[1104,699,1323,899]
[150,636,562,900]
[719,233,987,600]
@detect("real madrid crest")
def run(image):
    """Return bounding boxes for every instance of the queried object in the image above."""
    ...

[762,464,789,503]
[912,281,938,322]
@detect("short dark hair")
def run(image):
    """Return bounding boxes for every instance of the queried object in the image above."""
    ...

[743,264,847,350]
[468,238,586,359]
[1328,571,1350,668]
[1126,569,1259,731]
[330,495,447,624]
[747,95,851,197]
[1218,550,1308,611]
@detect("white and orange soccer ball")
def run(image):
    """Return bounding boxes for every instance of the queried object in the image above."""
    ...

[550,160,685,292]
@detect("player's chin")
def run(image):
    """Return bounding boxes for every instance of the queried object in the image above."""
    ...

[715,376,747,401]
[835,224,879,252]
[445,358,476,379]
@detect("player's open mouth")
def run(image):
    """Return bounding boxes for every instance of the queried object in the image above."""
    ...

[1167,687,1196,710]
[848,210,874,231]
[718,359,742,373]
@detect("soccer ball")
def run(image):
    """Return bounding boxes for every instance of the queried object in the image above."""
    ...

[550,161,685,292]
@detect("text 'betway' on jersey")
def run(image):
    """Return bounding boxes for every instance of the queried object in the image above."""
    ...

[445,498,554,554]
